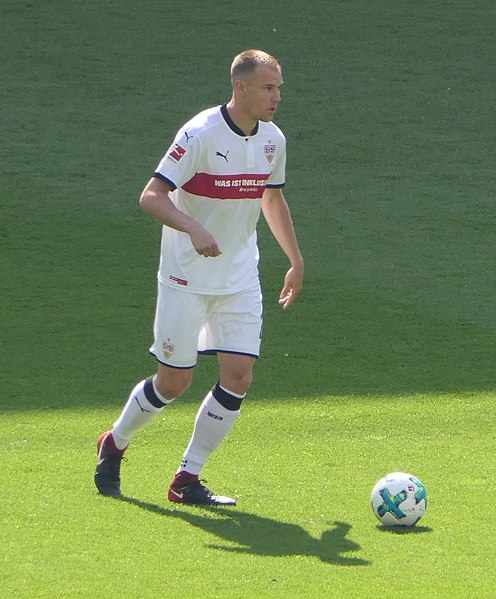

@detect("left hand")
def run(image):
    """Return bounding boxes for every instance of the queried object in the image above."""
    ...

[278,265,304,310]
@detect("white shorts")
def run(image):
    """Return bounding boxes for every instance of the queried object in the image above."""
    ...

[149,282,263,368]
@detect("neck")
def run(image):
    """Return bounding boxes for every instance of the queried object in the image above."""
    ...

[225,99,257,136]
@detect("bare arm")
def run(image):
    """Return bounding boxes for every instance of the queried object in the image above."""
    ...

[139,177,221,257]
[261,187,304,309]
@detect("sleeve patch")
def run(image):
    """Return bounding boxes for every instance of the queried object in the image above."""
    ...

[168,144,187,162]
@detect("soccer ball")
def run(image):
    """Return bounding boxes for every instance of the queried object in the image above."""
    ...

[371,472,427,527]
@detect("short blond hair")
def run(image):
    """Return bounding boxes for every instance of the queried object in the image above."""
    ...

[230,49,281,84]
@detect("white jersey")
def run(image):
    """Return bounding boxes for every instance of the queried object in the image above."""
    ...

[154,105,286,295]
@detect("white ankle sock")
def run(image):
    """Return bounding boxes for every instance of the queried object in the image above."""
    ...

[177,391,240,476]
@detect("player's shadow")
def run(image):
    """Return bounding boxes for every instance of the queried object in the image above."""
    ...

[118,496,370,566]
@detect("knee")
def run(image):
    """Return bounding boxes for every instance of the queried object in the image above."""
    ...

[155,368,193,401]
[238,371,253,394]
[222,370,253,396]
[219,355,256,395]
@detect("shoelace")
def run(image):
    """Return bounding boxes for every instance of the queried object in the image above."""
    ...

[177,479,213,496]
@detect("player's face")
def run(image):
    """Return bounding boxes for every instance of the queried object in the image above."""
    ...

[243,65,283,122]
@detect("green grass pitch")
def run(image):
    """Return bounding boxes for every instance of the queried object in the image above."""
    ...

[1,1,495,597]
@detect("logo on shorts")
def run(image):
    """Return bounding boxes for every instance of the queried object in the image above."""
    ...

[162,339,175,359]
[264,144,276,163]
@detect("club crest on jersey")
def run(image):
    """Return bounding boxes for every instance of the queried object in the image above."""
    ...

[264,144,276,163]
[168,143,186,163]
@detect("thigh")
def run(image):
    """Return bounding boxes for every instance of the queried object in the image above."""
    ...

[149,283,207,368]
[198,287,263,358]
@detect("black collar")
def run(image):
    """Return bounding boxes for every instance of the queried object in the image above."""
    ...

[221,104,259,137]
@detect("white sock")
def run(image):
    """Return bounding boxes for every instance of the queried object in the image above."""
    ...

[177,391,240,476]
[112,377,172,449]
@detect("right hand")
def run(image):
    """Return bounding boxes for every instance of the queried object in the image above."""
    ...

[189,225,222,258]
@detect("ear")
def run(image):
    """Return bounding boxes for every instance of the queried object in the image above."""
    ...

[233,78,247,96]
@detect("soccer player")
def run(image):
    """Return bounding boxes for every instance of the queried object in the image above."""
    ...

[94,49,304,505]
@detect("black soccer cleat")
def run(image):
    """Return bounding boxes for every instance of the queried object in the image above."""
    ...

[94,431,126,497]
[168,475,236,506]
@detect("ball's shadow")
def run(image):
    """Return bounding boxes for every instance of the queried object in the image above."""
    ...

[376,524,433,535]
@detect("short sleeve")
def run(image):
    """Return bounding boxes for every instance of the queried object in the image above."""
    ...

[154,131,202,190]
[266,135,286,188]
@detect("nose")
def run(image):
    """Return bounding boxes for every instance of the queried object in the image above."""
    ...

[273,88,281,103]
